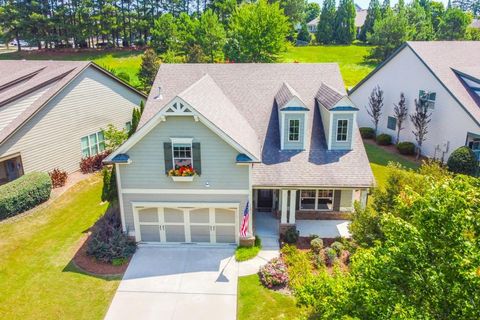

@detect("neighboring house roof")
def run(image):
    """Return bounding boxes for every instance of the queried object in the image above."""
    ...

[471,19,480,29]
[315,82,345,110]
[355,9,367,28]
[137,63,374,188]
[350,41,480,126]
[307,17,319,27]
[0,60,146,146]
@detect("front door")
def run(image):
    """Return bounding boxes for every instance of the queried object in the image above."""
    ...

[257,190,273,209]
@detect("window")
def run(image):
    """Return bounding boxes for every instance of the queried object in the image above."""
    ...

[419,90,436,109]
[336,119,348,142]
[81,131,105,158]
[300,189,334,211]
[387,116,397,130]
[288,119,300,141]
[125,121,132,132]
[172,143,192,168]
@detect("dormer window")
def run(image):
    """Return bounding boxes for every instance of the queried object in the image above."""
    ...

[336,119,348,142]
[288,119,300,141]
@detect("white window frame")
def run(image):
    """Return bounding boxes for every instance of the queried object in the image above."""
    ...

[288,119,300,142]
[170,137,193,169]
[81,131,105,158]
[336,119,348,142]
[299,189,335,211]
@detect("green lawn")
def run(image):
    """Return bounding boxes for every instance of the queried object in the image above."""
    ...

[364,142,420,189]
[281,44,376,88]
[0,175,120,320]
[0,50,143,88]
[238,275,307,320]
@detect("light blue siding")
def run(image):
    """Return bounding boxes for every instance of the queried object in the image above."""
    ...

[119,116,249,190]
[283,113,305,150]
[331,113,354,150]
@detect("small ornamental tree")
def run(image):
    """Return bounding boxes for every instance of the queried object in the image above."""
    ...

[410,91,432,159]
[366,85,384,135]
[447,146,478,176]
[393,92,408,143]
[138,49,160,91]
[129,100,145,137]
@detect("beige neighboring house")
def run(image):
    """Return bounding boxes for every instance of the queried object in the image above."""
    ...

[306,5,366,34]
[471,19,480,29]
[0,60,145,185]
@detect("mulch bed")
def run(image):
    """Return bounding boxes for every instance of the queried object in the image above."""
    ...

[292,237,337,250]
[72,233,130,276]
[363,138,425,164]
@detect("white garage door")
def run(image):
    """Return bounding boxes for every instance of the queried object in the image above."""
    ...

[134,205,238,244]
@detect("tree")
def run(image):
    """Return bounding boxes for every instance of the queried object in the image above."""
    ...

[359,0,382,42]
[334,0,356,44]
[393,93,408,143]
[447,146,478,175]
[129,100,145,137]
[275,0,306,26]
[437,8,471,40]
[226,0,289,63]
[150,14,179,54]
[305,2,320,23]
[381,0,391,16]
[406,0,435,40]
[429,1,445,32]
[365,85,384,135]
[196,10,226,63]
[103,124,128,151]
[316,0,336,44]
[297,22,311,43]
[138,49,160,91]
[410,92,432,159]
[208,0,237,24]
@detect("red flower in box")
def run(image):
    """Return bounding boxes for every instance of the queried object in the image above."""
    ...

[168,165,196,177]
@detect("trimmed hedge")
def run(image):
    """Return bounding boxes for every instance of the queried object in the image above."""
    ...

[447,146,478,176]
[397,142,416,155]
[0,172,52,220]
[376,133,392,145]
[359,127,375,139]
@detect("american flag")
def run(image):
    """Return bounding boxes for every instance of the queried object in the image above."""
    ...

[240,202,249,237]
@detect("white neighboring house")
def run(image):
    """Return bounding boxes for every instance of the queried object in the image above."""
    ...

[0,60,146,185]
[349,41,480,162]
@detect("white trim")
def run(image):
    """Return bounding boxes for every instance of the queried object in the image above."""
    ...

[335,119,349,142]
[170,137,193,144]
[122,188,249,195]
[289,190,296,224]
[170,176,195,182]
[132,201,240,208]
[298,188,335,211]
[328,113,333,149]
[171,139,193,170]
[248,163,253,236]
[280,112,285,149]
[115,164,127,233]
[106,96,260,163]
[281,190,288,224]
[287,119,300,142]
[0,152,21,162]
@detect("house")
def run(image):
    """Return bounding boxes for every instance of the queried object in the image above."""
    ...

[349,41,480,162]
[471,19,480,30]
[0,61,145,185]
[105,63,374,245]
[306,5,366,34]
[307,17,319,33]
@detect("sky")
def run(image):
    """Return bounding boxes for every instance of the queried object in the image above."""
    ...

[309,0,450,10]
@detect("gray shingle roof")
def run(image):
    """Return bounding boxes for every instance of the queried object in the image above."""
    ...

[407,41,480,123]
[274,82,308,110]
[141,63,374,188]
[315,82,345,110]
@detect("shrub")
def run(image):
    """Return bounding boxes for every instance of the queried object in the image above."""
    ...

[87,207,137,263]
[281,244,313,289]
[325,247,338,266]
[447,146,478,176]
[116,71,130,82]
[0,172,52,220]
[101,166,117,202]
[258,257,289,289]
[330,242,344,256]
[284,226,299,244]
[376,133,392,145]
[80,151,111,173]
[359,127,375,139]
[313,251,325,268]
[310,238,324,253]
[49,168,68,188]
[396,141,416,155]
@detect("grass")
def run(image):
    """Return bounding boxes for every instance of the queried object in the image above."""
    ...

[364,142,420,189]
[235,236,262,262]
[281,44,376,88]
[0,175,120,320]
[238,275,307,320]
[0,49,143,88]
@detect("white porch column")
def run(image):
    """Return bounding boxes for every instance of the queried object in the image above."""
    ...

[360,189,368,208]
[248,165,253,236]
[289,190,297,224]
[281,189,288,224]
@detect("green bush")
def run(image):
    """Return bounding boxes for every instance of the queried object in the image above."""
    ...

[396,141,416,155]
[284,226,299,244]
[359,127,375,139]
[313,251,325,268]
[0,172,52,220]
[281,245,313,289]
[330,241,344,256]
[376,133,392,145]
[325,247,338,266]
[447,146,478,176]
[116,71,130,82]
[310,238,324,253]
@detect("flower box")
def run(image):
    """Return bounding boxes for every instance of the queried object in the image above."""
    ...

[170,176,195,182]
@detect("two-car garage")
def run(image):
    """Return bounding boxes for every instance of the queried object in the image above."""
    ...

[132,203,239,245]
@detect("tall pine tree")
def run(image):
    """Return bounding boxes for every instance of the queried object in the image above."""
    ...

[334,0,356,44]
[316,0,336,44]
[359,0,382,42]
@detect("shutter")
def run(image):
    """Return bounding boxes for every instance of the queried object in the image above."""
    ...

[164,142,172,174]
[192,143,201,175]
[333,190,341,211]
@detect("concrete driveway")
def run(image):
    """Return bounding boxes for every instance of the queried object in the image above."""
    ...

[104,246,238,320]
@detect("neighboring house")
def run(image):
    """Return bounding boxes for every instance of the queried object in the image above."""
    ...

[349,41,480,162]
[307,6,366,34]
[307,17,319,33]
[0,60,145,185]
[105,63,374,245]
[471,19,480,29]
